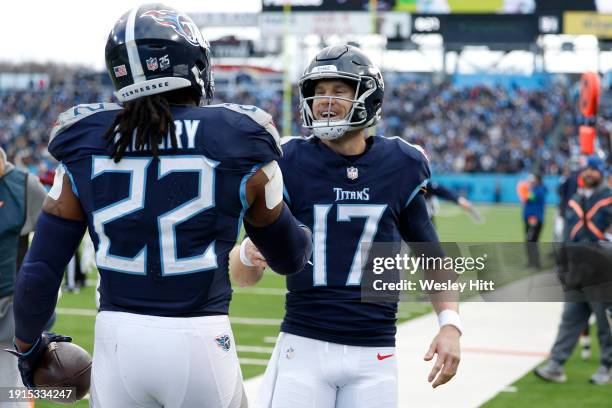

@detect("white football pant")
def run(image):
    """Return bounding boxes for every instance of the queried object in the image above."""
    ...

[90,312,246,408]
[254,333,397,408]
[0,346,30,408]
[0,297,29,408]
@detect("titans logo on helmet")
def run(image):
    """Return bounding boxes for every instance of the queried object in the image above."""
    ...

[215,334,231,352]
[140,9,206,48]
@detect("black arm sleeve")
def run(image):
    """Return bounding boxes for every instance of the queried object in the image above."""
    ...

[400,193,456,286]
[430,182,460,204]
[244,204,313,276]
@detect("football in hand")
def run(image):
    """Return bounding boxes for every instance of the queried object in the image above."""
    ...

[33,341,92,404]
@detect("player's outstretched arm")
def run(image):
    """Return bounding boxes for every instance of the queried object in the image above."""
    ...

[399,194,461,388]
[239,161,312,276]
[12,171,86,353]
[424,301,461,388]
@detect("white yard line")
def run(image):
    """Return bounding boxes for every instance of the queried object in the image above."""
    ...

[231,317,282,326]
[234,287,286,296]
[237,345,274,354]
[56,307,97,316]
[239,358,270,366]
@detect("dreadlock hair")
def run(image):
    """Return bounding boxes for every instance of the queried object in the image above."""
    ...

[104,88,199,163]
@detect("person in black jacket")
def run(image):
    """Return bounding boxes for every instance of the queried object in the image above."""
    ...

[535,155,612,385]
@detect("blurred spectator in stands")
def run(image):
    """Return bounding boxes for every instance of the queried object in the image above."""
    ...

[0,67,584,176]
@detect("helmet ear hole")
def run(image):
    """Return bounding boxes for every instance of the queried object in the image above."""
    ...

[145,43,166,51]
[302,80,315,99]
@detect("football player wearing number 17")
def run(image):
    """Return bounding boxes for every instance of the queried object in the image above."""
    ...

[230,45,461,408]
[8,4,311,408]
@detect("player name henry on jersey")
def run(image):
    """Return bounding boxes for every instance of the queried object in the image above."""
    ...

[113,120,200,153]
[334,187,370,201]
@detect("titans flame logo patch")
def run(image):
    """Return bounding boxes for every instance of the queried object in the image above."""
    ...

[140,9,205,48]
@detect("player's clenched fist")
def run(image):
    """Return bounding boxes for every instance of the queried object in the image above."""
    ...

[241,237,268,268]
[230,238,268,287]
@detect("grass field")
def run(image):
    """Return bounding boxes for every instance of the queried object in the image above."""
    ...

[483,327,612,408]
[36,203,612,407]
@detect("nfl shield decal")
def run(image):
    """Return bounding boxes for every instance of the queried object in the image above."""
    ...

[215,334,231,352]
[146,57,159,71]
[347,166,358,180]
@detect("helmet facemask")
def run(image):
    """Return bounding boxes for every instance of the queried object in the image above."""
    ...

[192,51,215,106]
[300,72,379,140]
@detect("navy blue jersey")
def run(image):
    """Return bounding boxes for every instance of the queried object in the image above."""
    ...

[279,136,430,347]
[47,102,281,317]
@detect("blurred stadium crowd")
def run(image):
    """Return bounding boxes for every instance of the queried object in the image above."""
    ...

[1,67,607,177]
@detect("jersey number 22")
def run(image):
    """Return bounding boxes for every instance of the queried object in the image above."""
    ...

[91,156,218,276]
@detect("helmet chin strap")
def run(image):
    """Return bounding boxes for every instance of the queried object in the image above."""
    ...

[310,106,371,140]
[313,124,348,140]
[314,121,372,141]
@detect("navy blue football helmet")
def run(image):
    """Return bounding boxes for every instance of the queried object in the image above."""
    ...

[105,3,214,104]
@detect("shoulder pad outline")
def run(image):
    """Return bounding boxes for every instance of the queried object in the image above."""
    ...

[50,103,122,142]
[381,136,429,163]
[280,135,311,145]
[210,103,281,153]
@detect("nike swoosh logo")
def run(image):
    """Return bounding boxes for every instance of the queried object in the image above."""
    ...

[377,353,394,361]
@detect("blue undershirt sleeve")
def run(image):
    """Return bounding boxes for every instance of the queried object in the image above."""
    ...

[13,212,87,343]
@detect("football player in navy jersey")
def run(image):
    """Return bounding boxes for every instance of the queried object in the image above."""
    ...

[230,45,461,408]
[7,4,311,408]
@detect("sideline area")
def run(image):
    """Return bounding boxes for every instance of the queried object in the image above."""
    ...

[244,302,563,407]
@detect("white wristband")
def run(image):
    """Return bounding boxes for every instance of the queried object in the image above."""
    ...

[438,309,463,335]
[239,238,255,267]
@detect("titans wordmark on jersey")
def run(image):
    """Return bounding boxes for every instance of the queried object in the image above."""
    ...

[279,136,430,347]
[48,102,280,317]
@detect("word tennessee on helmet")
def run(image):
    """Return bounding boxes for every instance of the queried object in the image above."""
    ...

[299,44,384,140]
[105,3,214,104]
